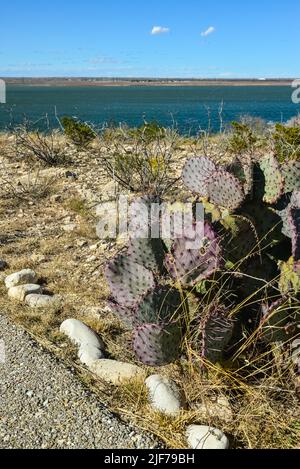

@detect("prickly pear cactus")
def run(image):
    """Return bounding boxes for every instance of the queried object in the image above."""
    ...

[259,298,299,344]
[133,321,182,366]
[259,154,284,204]
[105,255,155,308]
[289,193,300,261]
[133,286,183,326]
[277,190,300,239]
[281,160,300,194]
[206,170,245,211]
[229,157,254,196]
[165,221,221,286]
[128,238,166,273]
[197,306,234,364]
[182,157,245,210]
[181,156,216,196]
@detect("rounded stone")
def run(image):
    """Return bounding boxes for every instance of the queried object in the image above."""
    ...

[5,269,37,289]
[8,284,42,302]
[60,319,105,366]
[145,374,183,415]
[89,359,145,385]
[25,294,61,309]
[60,319,104,349]
[186,425,229,449]
[78,344,104,366]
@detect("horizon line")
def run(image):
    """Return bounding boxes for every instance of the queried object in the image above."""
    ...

[1,76,298,81]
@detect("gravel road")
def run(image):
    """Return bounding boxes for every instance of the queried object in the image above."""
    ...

[0,314,158,449]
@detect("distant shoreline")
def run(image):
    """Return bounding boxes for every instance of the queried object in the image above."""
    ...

[1,78,296,87]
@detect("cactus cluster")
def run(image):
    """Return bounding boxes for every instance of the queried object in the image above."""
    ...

[104,153,299,370]
[181,153,300,359]
[105,205,224,365]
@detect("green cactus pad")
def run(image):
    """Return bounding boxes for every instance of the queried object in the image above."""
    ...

[165,221,221,286]
[259,155,284,204]
[277,190,300,239]
[206,170,245,211]
[128,195,160,238]
[243,201,283,248]
[281,160,300,194]
[229,159,254,196]
[277,205,292,238]
[290,208,300,261]
[289,191,300,261]
[260,298,298,343]
[222,216,258,263]
[237,256,278,300]
[199,308,234,364]
[133,286,184,326]
[182,156,216,196]
[127,238,166,273]
[133,322,182,366]
[105,255,155,307]
[107,301,135,329]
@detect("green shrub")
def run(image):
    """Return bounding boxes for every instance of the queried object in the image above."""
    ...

[61,116,96,148]
[15,127,70,167]
[273,123,300,162]
[129,121,166,142]
[227,121,259,155]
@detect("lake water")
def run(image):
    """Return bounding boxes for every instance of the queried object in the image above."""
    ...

[0,85,299,134]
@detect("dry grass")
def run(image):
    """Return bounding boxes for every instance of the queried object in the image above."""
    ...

[0,131,299,449]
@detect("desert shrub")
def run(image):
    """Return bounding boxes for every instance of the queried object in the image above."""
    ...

[97,128,179,196]
[15,126,70,167]
[0,167,56,203]
[129,121,166,142]
[239,114,270,135]
[226,121,259,155]
[61,116,96,148]
[273,123,300,162]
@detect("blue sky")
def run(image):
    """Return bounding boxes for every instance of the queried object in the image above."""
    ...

[0,0,299,78]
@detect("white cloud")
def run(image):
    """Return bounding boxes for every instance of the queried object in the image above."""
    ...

[201,26,215,37]
[151,26,170,35]
[219,72,233,77]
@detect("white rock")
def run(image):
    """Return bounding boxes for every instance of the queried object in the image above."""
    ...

[186,425,229,449]
[60,319,105,366]
[8,284,42,302]
[89,359,145,385]
[145,374,183,415]
[5,269,37,289]
[78,344,104,366]
[60,319,103,349]
[25,294,61,308]
[192,396,233,422]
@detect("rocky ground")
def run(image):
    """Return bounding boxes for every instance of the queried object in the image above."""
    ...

[0,314,159,449]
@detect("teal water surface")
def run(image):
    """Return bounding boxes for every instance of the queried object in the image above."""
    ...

[0,85,299,134]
